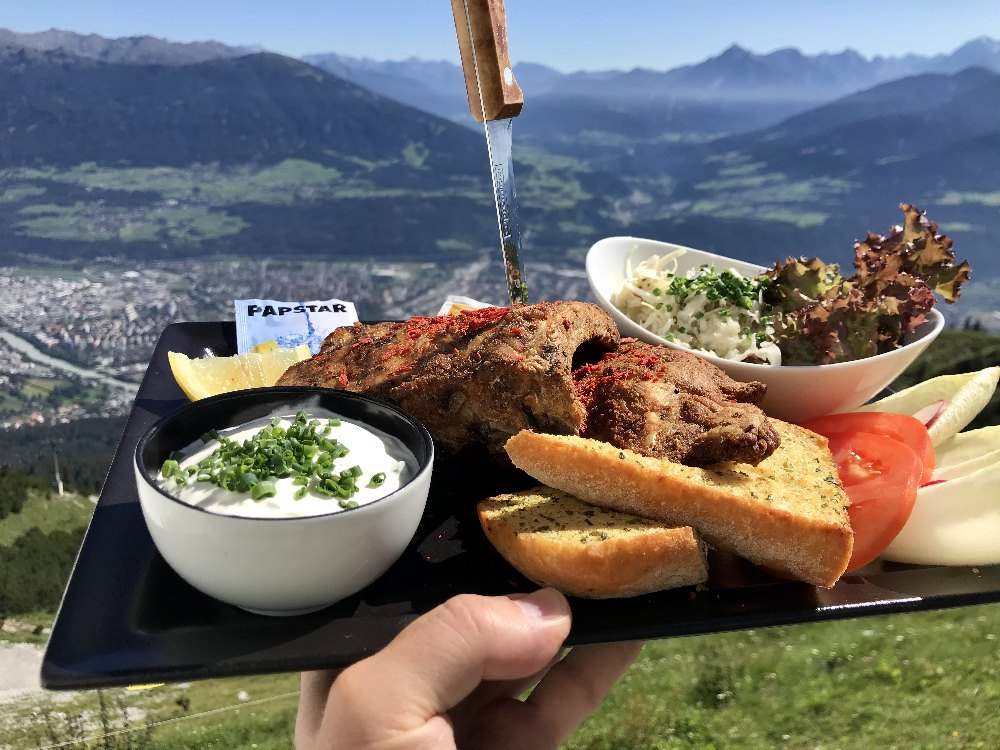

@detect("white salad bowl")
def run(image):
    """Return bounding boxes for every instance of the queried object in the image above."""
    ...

[135,387,434,616]
[586,235,945,423]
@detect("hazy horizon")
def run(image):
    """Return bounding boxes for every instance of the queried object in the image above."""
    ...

[4,1,1000,73]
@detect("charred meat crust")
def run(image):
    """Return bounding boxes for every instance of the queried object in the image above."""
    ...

[277,301,621,456]
[277,305,780,466]
[574,339,781,466]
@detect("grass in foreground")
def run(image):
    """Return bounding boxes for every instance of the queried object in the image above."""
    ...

[3,672,301,750]
[4,602,999,749]
[565,603,1000,750]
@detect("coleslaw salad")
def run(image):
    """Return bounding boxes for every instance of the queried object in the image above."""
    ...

[611,250,782,365]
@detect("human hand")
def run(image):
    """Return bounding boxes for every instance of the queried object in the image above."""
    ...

[295,588,642,750]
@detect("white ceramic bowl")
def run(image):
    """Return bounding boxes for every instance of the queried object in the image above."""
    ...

[135,387,434,616]
[586,236,945,423]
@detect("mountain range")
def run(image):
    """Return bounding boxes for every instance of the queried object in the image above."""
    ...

[10,27,1000,130]
[0,34,625,272]
[306,36,1000,127]
[0,28,256,65]
[0,27,996,293]
[0,46,484,170]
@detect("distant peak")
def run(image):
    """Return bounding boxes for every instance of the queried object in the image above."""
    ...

[763,47,807,62]
[955,35,1000,51]
[719,43,751,58]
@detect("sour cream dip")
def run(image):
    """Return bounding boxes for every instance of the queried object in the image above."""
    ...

[156,408,417,519]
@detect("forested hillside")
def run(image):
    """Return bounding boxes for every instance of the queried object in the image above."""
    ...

[0,525,86,617]
[0,469,90,618]
[0,466,51,519]
[0,416,127,494]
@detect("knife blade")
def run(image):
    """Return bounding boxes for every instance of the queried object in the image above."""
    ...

[452,0,528,305]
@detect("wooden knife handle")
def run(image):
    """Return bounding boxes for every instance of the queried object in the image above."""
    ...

[451,0,523,121]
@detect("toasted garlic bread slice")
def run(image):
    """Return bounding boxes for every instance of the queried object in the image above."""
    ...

[478,486,708,598]
[504,421,852,588]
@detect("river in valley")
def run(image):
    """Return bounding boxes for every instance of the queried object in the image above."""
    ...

[0,328,137,392]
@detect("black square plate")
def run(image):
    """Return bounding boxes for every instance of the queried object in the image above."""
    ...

[41,322,1000,690]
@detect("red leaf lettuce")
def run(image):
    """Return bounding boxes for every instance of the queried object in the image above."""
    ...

[762,204,971,365]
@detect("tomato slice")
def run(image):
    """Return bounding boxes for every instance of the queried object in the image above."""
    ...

[821,431,922,572]
[800,412,935,485]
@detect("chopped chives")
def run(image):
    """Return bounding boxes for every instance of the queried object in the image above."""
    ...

[162,412,366,504]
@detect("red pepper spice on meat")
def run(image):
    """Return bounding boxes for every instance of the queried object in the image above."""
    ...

[401,306,510,341]
[380,343,412,362]
[571,337,779,465]
[373,307,514,363]
[573,340,671,409]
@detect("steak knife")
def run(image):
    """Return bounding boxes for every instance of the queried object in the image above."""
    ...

[451,0,528,305]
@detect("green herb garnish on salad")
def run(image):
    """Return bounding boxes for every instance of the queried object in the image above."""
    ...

[613,203,970,366]
[613,255,780,364]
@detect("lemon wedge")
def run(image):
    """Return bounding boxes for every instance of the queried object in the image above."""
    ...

[856,366,999,446]
[168,344,311,401]
[251,339,279,354]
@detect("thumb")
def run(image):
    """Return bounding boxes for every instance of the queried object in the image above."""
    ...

[327,588,571,740]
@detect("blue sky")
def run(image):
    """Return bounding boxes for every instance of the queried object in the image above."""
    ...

[5,1,1000,72]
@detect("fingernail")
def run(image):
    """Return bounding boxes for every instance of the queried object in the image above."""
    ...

[511,588,570,621]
